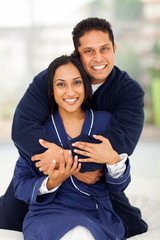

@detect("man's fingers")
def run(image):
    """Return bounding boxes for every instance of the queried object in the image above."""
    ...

[93,135,108,143]
[31,154,43,161]
[72,142,93,152]
[72,141,93,149]
[43,171,48,175]
[39,139,54,148]
[35,161,42,168]
[78,157,93,163]
[73,149,91,158]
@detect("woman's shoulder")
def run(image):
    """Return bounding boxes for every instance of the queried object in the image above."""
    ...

[90,110,112,133]
[92,110,112,120]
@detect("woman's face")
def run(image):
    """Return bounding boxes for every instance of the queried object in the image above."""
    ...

[53,62,85,115]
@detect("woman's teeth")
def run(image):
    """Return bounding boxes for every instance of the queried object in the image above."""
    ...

[64,98,77,103]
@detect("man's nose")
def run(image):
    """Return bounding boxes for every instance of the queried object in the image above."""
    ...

[93,51,103,62]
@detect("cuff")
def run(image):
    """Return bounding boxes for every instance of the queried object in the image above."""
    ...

[106,153,128,179]
[38,176,61,195]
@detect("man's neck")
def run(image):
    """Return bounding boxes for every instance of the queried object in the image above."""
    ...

[91,82,104,93]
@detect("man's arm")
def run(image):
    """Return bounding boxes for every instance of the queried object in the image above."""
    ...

[92,69,145,156]
[12,70,52,158]
[103,81,144,156]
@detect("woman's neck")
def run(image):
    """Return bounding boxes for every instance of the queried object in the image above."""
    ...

[58,108,86,138]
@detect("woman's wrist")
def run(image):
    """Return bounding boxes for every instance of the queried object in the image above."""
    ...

[47,177,60,190]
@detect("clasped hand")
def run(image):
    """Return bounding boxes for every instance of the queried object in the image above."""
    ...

[47,150,81,189]
[72,135,120,165]
[31,135,120,185]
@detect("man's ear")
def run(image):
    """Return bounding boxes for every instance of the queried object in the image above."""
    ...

[113,43,117,53]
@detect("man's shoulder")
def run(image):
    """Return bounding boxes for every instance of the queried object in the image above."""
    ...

[114,66,141,87]
[34,69,47,80]
[112,66,144,93]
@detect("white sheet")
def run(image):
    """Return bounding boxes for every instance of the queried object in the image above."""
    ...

[0,193,160,240]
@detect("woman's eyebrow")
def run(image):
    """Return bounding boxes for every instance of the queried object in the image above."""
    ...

[73,77,82,80]
[55,79,65,82]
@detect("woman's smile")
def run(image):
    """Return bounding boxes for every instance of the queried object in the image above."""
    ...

[64,97,79,104]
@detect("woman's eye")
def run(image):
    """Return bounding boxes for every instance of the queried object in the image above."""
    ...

[57,82,65,87]
[74,80,82,85]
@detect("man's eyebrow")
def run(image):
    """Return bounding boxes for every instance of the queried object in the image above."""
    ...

[101,43,111,47]
[83,43,111,50]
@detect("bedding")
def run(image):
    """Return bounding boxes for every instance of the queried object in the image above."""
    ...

[0,193,160,240]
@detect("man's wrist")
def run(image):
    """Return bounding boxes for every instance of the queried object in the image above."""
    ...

[110,151,121,165]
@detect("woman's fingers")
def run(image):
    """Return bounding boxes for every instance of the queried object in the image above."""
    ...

[65,150,73,170]
[48,159,56,176]
[59,150,66,171]
[71,155,81,173]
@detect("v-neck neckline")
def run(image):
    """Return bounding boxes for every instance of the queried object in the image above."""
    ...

[51,109,93,147]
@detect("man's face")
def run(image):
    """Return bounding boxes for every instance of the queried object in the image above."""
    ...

[78,30,117,84]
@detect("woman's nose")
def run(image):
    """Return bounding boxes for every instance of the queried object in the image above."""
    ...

[66,85,75,96]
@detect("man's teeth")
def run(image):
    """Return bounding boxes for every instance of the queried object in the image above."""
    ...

[65,98,77,103]
[92,65,106,70]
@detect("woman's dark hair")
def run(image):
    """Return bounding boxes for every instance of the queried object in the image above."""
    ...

[46,54,93,115]
[72,17,114,55]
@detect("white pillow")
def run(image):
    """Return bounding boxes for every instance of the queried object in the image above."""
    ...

[0,229,23,240]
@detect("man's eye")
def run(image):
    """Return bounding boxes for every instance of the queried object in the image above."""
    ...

[85,50,93,54]
[101,47,109,52]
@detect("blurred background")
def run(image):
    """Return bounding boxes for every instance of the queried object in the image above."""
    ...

[0,0,160,199]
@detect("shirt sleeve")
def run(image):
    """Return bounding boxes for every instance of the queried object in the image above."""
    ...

[106,153,128,179]
[11,70,53,158]
[38,176,61,195]
[100,79,144,156]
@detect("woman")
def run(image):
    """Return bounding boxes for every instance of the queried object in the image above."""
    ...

[14,55,130,240]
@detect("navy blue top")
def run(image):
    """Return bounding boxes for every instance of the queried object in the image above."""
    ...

[14,109,130,240]
[12,65,144,158]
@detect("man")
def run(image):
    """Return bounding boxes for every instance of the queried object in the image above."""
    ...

[0,17,147,237]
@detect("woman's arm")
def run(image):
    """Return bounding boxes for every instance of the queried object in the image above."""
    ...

[14,151,81,205]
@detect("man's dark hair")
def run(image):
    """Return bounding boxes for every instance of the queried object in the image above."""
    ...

[46,54,93,114]
[72,17,115,54]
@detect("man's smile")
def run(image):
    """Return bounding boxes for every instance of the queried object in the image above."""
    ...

[91,65,107,70]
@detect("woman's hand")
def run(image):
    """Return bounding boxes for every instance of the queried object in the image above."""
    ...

[47,150,81,190]
[72,135,120,165]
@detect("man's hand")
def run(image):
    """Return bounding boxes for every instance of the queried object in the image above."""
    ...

[47,150,81,189]
[72,135,120,165]
[73,168,104,184]
[31,139,68,175]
